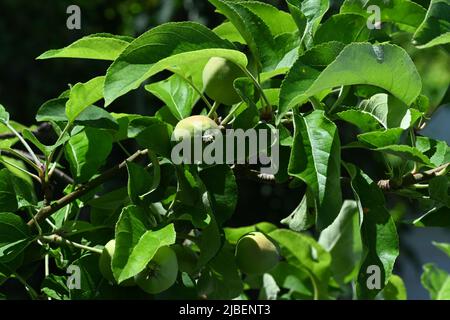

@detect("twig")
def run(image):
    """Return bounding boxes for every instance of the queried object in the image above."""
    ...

[27,149,149,226]
[377,163,449,191]
[40,234,103,254]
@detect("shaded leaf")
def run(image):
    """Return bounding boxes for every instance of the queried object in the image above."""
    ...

[288,111,342,230]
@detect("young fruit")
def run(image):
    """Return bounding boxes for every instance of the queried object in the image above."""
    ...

[202,57,245,106]
[172,115,219,141]
[99,239,135,286]
[235,232,280,275]
[134,246,179,294]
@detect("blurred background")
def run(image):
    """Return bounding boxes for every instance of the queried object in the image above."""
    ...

[0,0,449,299]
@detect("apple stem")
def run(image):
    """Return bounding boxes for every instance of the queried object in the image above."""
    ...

[207,101,220,118]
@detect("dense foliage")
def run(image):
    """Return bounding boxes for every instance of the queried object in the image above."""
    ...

[0,0,449,300]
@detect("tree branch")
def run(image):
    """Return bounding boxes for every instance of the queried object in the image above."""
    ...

[377,163,449,191]
[27,149,149,227]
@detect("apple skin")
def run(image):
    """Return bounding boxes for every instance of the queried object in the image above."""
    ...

[172,115,219,141]
[99,239,135,286]
[134,246,179,294]
[235,232,280,275]
[202,57,245,106]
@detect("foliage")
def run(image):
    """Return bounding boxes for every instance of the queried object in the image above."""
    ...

[0,0,449,300]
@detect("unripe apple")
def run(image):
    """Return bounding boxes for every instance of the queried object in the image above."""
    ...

[235,232,280,275]
[134,246,178,294]
[172,115,219,141]
[202,57,245,106]
[99,239,135,286]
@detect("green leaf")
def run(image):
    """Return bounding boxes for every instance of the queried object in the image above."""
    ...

[65,128,113,183]
[433,242,450,258]
[421,263,450,300]
[358,128,404,148]
[112,205,149,282]
[235,1,298,36]
[315,13,370,45]
[300,0,330,48]
[66,76,105,122]
[375,145,432,166]
[232,78,260,130]
[104,21,247,105]
[345,164,399,299]
[213,22,245,44]
[414,206,450,228]
[269,228,331,299]
[318,200,362,284]
[413,0,450,49]
[22,129,58,157]
[0,212,32,263]
[429,176,449,206]
[36,98,68,122]
[199,165,237,226]
[0,169,18,212]
[40,275,70,300]
[341,0,427,31]
[131,117,173,158]
[37,33,133,60]
[145,74,200,121]
[286,0,307,33]
[380,274,407,300]
[224,222,278,245]
[118,224,176,282]
[281,190,316,231]
[279,43,422,123]
[358,94,412,129]
[74,106,119,130]
[259,273,280,300]
[356,129,433,165]
[416,136,448,167]
[36,33,133,60]
[213,1,298,42]
[127,160,160,205]
[196,243,243,299]
[288,111,342,230]
[209,0,276,72]
[196,214,222,268]
[37,99,119,130]
[298,41,346,68]
[268,261,313,298]
[336,109,381,132]
[0,104,10,123]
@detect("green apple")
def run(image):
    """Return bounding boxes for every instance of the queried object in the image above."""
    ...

[172,115,219,141]
[134,246,179,294]
[235,232,280,275]
[99,239,135,286]
[202,57,245,106]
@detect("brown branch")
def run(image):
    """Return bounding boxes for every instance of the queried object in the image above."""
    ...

[377,163,449,191]
[27,149,149,227]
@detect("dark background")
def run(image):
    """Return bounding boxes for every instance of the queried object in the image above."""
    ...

[0,0,449,299]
